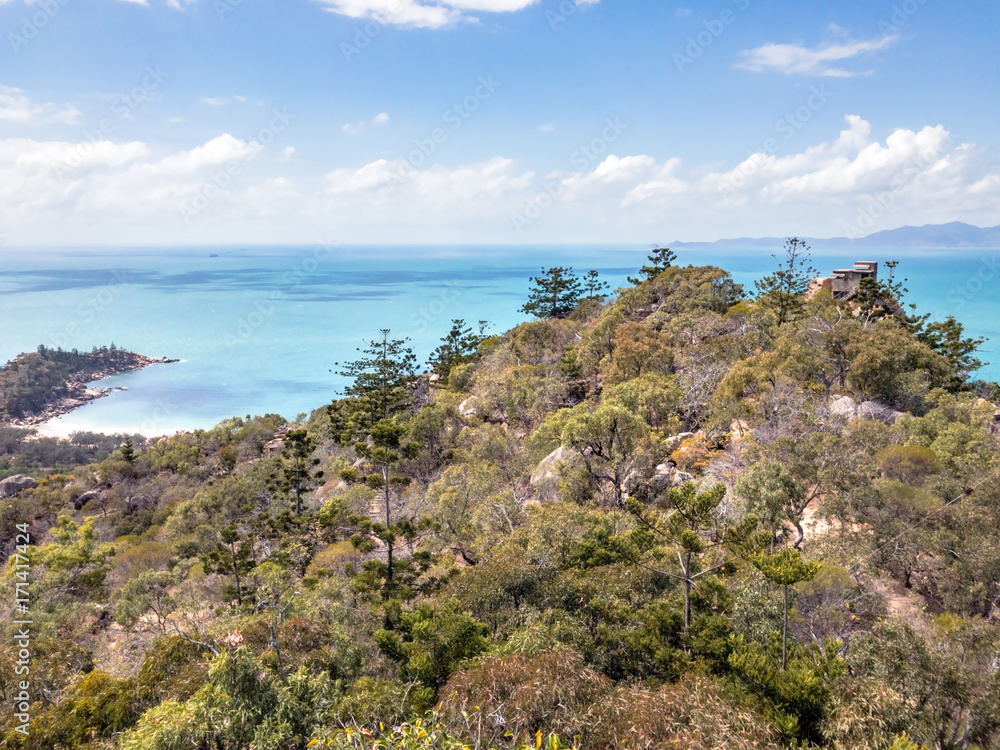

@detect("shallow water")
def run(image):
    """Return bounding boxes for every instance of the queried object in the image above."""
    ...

[1,245,996,436]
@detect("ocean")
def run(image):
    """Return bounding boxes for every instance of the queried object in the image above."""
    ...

[1,245,997,437]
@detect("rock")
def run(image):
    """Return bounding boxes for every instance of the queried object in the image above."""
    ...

[74,490,105,511]
[662,432,695,457]
[829,395,859,419]
[859,401,905,424]
[458,396,481,419]
[652,463,694,490]
[530,446,580,501]
[830,395,903,424]
[126,494,154,512]
[0,475,38,499]
[428,373,442,383]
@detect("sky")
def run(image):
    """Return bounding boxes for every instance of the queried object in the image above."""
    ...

[1,0,999,246]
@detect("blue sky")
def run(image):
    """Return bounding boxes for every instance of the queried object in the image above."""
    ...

[1,0,999,245]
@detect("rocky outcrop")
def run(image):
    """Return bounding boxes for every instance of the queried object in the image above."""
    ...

[530,446,580,501]
[662,432,695,456]
[125,494,154,512]
[652,463,694,490]
[458,396,481,419]
[3,352,179,428]
[0,475,37,498]
[829,395,903,424]
[74,490,105,511]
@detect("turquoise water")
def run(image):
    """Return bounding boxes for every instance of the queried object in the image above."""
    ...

[0,245,997,436]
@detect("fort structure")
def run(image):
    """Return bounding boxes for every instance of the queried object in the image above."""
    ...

[807,261,878,300]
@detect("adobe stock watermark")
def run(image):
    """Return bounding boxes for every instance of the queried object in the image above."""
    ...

[52,67,168,183]
[49,269,131,349]
[135,396,180,436]
[510,117,626,234]
[402,280,463,338]
[945,253,1000,312]
[214,0,243,20]
[224,236,337,350]
[546,0,597,31]
[179,107,294,223]
[8,0,69,54]
[386,76,501,192]
[673,0,751,72]
[340,0,407,63]
[718,85,833,195]
[11,525,33,737]
[878,0,930,35]
[840,132,952,239]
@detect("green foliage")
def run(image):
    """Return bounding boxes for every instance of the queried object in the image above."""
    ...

[754,238,817,325]
[272,429,323,515]
[627,246,677,285]
[520,267,583,319]
[0,345,149,421]
[375,601,489,695]
[337,329,418,429]
[429,319,492,380]
[581,269,610,301]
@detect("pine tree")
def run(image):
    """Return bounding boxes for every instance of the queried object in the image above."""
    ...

[427,319,490,379]
[752,547,820,670]
[520,267,582,319]
[336,329,417,428]
[350,419,416,589]
[754,238,817,325]
[120,437,136,465]
[272,429,323,515]
[628,247,677,285]
[582,270,610,301]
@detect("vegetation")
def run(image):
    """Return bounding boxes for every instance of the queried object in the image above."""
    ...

[0,345,154,422]
[1,245,998,750]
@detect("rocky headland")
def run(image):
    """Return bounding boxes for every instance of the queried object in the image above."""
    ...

[0,347,179,428]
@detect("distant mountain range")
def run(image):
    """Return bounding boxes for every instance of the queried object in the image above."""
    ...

[672,222,1000,250]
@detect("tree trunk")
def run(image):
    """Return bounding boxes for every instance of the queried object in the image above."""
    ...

[781,584,789,671]
[384,464,393,583]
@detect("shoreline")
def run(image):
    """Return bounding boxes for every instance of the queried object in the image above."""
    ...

[3,354,180,430]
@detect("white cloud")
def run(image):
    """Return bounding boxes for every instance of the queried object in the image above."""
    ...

[675,7,692,17]
[200,97,232,106]
[736,35,895,77]
[538,122,555,132]
[0,85,80,125]
[311,0,541,29]
[0,115,998,244]
[342,112,390,135]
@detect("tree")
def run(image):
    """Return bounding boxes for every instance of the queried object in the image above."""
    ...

[337,329,417,428]
[855,259,908,324]
[428,319,490,380]
[202,524,257,605]
[350,419,417,589]
[628,247,678,285]
[754,238,817,325]
[560,401,650,508]
[120,436,136,465]
[582,270,610,301]
[272,429,323,515]
[521,267,582,319]
[912,316,986,387]
[752,547,821,670]
[626,482,737,629]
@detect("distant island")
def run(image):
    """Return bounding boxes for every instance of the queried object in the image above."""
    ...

[673,221,1000,250]
[0,345,178,427]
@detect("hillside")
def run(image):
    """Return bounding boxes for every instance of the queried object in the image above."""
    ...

[673,221,1000,249]
[0,346,178,426]
[1,250,999,750]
